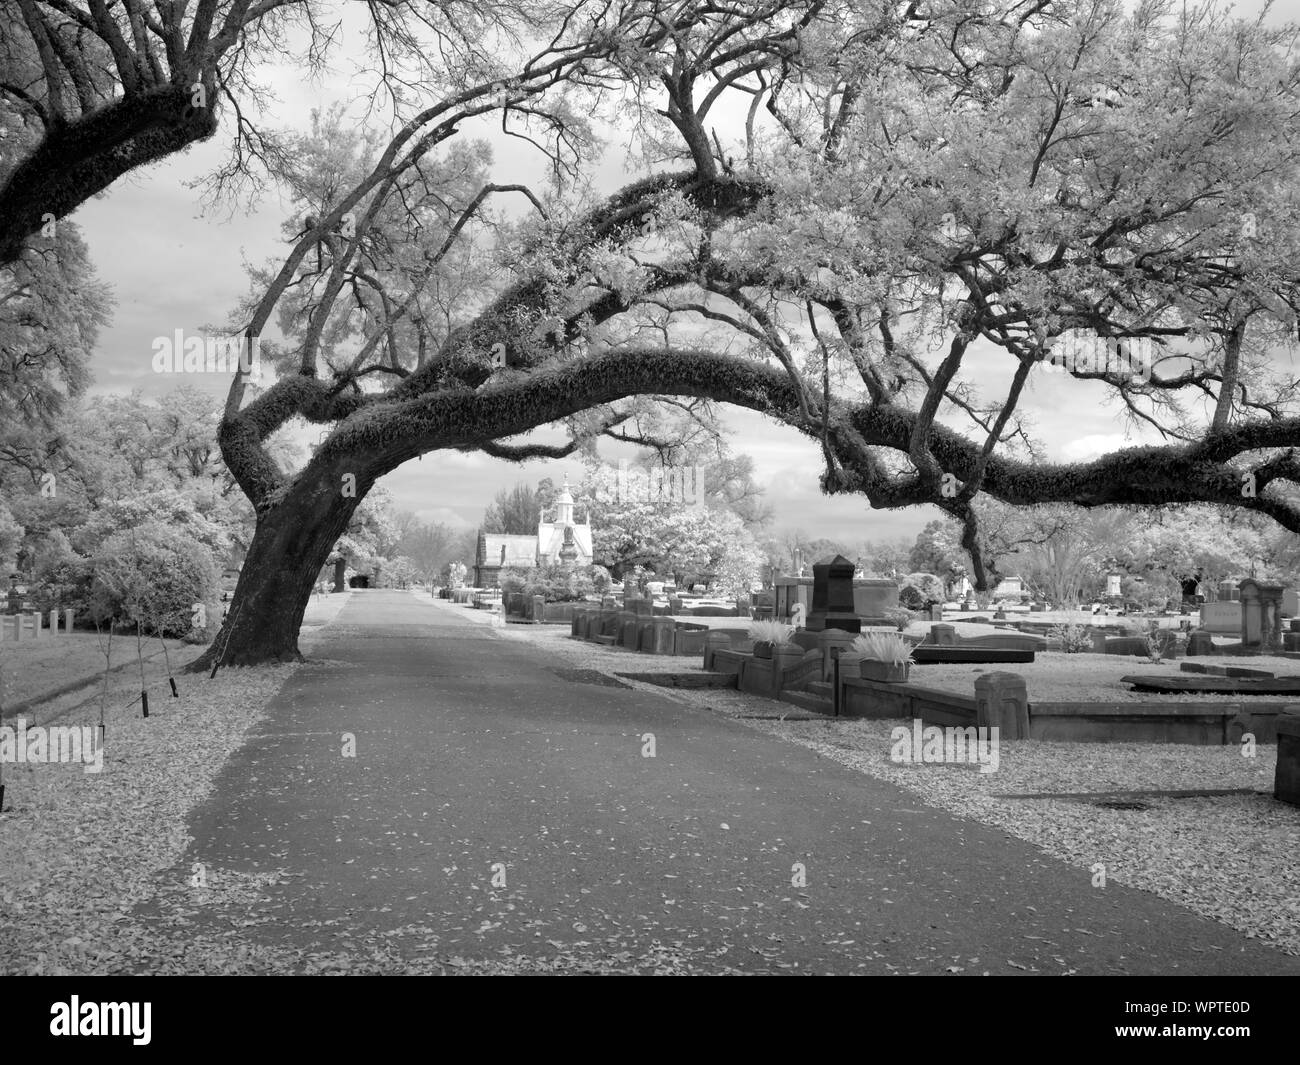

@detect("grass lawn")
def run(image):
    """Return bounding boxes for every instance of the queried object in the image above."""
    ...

[0,630,204,711]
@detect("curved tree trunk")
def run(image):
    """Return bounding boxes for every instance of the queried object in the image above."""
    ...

[189,465,367,671]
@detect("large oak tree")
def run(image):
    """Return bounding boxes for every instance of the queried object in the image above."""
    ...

[192,0,1300,668]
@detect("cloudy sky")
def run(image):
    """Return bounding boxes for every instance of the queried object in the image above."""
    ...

[71,0,1291,547]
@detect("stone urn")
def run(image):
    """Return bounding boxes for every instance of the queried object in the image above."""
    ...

[860,659,910,683]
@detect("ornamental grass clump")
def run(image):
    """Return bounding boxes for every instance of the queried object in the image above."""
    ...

[749,619,795,644]
[852,630,911,665]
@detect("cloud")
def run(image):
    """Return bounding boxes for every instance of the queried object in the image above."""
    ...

[1057,433,1135,462]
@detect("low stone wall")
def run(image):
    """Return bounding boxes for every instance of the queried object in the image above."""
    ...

[570,614,1290,751]
[1093,631,1179,658]
[528,599,577,624]
[839,677,978,723]
[735,647,822,697]
[927,623,1045,652]
[1030,701,1288,744]
[833,658,1283,746]
[569,606,742,657]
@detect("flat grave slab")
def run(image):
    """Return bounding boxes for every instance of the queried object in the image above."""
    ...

[912,647,1035,664]
[1179,662,1275,678]
[1122,673,1300,695]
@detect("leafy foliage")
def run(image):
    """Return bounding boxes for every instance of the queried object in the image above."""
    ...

[86,523,220,639]
[899,572,945,611]
[1048,622,1094,655]
[882,606,922,632]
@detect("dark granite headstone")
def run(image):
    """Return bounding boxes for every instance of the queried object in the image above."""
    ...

[806,555,860,633]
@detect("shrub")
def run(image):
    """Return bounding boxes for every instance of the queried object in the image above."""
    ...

[749,619,794,644]
[586,565,612,595]
[519,563,605,602]
[497,568,532,595]
[882,605,923,632]
[28,529,90,616]
[899,572,944,610]
[1048,622,1093,654]
[853,630,911,664]
[86,522,220,639]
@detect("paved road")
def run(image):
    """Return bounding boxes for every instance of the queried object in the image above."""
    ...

[148,590,1300,974]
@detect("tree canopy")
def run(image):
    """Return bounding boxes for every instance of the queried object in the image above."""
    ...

[17,0,1299,666]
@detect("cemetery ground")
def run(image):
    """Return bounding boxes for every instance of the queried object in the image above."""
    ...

[464,600,1300,960]
[2,587,1296,975]
[0,629,205,713]
[0,591,352,975]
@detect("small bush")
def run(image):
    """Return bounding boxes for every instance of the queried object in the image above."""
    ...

[1048,622,1093,654]
[899,572,944,611]
[497,568,532,595]
[882,606,922,632]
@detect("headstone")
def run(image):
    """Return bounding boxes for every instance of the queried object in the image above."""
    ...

[1275,707,1300,806]
[852,579,898,623]
[975,672,1029,740]
[649,617,676,655]
[807,555,861,633]
[773,576,814,622]
[1186,630,1216,656]
[1239,578,1284,653]
[1199,600,1242,634]
[1285,589,1299,617]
